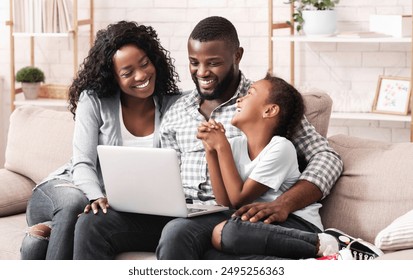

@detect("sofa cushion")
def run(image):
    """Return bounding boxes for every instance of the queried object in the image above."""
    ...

[375,249,413,260]
[0,213,27,260]
[4,105,74,184]
[320,135,413,245]
[116,252,156,260]
[375,209,413,251]
[0,169,34,217]
[302,91,332,137]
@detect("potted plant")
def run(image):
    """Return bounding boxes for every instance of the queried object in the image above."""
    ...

[15,66,45,100]
[287,0,340,36]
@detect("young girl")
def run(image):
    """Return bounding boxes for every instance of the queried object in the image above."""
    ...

[197,73,338,259]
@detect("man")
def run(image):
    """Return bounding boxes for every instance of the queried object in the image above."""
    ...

[156,16,343,260]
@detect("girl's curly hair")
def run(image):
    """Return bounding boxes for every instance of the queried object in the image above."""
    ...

[68,21,180,117]
[264,73,305,140]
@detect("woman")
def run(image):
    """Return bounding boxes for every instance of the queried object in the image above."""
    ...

[20,21,180,259]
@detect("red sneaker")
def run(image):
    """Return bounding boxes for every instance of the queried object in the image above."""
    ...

[316,248,354,260]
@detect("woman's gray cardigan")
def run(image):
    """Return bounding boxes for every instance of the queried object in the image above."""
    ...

[41,90,180,200]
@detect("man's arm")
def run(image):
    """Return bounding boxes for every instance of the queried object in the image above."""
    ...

[235,180,321,223]
[293,117,343,199]
[159,110,181,162]
[234,117,343,223]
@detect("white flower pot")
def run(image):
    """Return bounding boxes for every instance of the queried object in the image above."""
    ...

[302,10,337,36]
[21,82,41,100]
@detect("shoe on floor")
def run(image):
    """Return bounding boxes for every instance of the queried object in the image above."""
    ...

[324,228,384,260]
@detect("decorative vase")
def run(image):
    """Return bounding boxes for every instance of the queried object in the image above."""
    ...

[21,82,41,100]
[302,10,337,36]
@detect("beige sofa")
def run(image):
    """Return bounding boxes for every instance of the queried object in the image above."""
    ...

[1,92,412,260]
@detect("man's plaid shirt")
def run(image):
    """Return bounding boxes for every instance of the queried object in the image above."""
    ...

[160,73,343,204]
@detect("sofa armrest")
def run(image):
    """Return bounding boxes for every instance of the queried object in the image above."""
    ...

[0,169,34,217]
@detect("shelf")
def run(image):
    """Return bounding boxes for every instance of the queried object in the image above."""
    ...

[8,0,94,112]
[331,112,411,122]
[272,35,411,43]
[14,94,68,108]
[12,32,73,37]
[268,0,413,141]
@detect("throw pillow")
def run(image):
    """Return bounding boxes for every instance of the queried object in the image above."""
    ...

[375,209,413,251]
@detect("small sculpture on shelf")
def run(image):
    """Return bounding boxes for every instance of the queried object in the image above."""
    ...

[15,66,45,100]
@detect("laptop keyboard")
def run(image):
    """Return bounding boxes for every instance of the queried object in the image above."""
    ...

[187,207,207,214]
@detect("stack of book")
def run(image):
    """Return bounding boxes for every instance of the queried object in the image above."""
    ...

[13,0,73,33]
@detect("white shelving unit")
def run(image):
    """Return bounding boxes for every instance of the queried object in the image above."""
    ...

[6,0,94,111]
[12,33,73,38]
[272,35,411,44]
[268,0,413,141]
[13,93,68,110]
[331,112,411,122]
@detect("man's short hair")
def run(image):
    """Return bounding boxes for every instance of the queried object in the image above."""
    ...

[189,16,240,50]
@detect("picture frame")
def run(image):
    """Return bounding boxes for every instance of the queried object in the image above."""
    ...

[372,75,411,115]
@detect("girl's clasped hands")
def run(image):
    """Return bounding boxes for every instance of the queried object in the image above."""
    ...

[196,119,227,152]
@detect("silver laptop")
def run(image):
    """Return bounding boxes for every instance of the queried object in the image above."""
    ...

[97,145,228,218]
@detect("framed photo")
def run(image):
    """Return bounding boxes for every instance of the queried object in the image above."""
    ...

[372,76,411,115]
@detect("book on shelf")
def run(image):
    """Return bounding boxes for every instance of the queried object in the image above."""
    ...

[52,0,58,32]
[61,0,73,31]
[12,0,24,32]
[33,0,43,33]
[12,0,73,34]
[41,0,48,32]
[335,31,392,38]
[24,0,32,33]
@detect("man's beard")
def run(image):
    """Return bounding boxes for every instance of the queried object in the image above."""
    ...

[194,66,235,101]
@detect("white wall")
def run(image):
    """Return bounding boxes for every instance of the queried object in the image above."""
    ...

[0,0,412,166]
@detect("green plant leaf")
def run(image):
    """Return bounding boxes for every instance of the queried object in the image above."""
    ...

[16,66,45,83]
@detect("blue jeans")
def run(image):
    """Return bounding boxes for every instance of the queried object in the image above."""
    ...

[156,210,233,259]
[73,209,174,259]
[157,213,321,260]
[20,179,88,260]
[216,216,320,259]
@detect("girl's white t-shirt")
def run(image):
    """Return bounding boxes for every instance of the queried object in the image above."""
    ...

[229,135,323,230]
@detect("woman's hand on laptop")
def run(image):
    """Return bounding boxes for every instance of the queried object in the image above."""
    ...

[83,197,110,214]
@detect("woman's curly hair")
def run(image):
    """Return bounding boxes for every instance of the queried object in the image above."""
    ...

[68,21,180,117]
[264,73,305,140]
